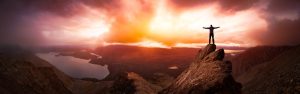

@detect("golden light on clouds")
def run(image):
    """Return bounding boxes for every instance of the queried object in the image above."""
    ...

[34,0,268,47]
[148,1,267,46]
[37,4,113,46]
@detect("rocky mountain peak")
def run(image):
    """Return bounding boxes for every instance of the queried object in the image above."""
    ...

[196,44,216,60]
[160,44,241,94]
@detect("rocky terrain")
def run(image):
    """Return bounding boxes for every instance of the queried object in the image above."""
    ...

[110,72,163,94]
[107,44,241,94]
[237,45,300,94]
[0,46,73,94]
[0,46,112,94]
[2,44,240,94]
[1,44,299,94]
[160,44,241,94]
[230,46,291,77]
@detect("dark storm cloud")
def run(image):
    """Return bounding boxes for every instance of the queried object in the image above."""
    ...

[256,0,300,46]
[169,0,213,8]
[0,0,45,46]
[259,17,300,45]
[218,0,259,12]
[81,0,119,9]
[169,0,259,12]
[267,0,300,14]
[0,0,117,16]
[0,0,118,46]
[0,0,76,17]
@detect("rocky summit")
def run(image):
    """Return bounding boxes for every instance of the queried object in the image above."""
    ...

[160,44,242,94]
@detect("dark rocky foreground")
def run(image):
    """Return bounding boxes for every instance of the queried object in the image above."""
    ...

[237,45,300,94]
[159,44,241,94]
[0,46,112,94]
[0,46,73,94]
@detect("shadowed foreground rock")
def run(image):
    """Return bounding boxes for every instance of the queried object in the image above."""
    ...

[160,44,242,94]
[0,46,73,94]
[110,72,162,94]
[238,45,300,94]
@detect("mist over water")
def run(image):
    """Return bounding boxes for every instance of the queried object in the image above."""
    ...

[36,52,109,80]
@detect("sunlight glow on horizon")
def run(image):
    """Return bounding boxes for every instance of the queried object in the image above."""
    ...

[148,1,267,46]
[35,0,268,47]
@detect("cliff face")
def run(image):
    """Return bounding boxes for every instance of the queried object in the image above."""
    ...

[238,45,300,94]
[160,44,242,94]
[230,46,291,77]
[0,46,73,94]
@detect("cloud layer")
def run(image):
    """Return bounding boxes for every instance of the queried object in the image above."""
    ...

[0,0,299,47]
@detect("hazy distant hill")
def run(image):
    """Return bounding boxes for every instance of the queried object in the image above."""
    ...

[94,45,199,80]
[35,44,245,81]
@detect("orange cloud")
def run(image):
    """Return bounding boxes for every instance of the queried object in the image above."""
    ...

[31,0,268,47]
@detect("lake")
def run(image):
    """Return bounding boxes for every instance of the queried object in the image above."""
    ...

[36,52,109,80]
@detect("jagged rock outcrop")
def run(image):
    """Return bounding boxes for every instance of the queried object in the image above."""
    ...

[160,44,242,94]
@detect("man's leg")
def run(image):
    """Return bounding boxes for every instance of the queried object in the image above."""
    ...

[212,34,215,44]
[209,34,211,44]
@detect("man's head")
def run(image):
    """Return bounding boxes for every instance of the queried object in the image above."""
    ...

[210,25,213,27]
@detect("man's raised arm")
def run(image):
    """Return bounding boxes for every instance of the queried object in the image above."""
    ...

[214,27,220,29]
[203,27,209,29]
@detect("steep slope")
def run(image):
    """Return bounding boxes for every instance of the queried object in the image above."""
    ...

[110,72,163,94]
[0,46,73,94]
[70,80,113,94]
[230,46,291,77]
[238,45,300,94]
[160,44,241,94]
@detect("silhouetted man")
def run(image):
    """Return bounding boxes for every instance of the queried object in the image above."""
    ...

[203,25,220,44]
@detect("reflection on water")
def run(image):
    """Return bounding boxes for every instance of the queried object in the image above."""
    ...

[36,52,109,80]
[168,66,179,70]
[224,50,245,53]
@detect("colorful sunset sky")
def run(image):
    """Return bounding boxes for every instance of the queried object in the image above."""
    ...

[0,0,299,47]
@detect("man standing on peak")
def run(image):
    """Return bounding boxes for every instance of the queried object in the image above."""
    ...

[203,25,220,44]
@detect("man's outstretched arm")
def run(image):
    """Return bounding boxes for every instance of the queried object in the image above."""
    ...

[203,27,209,29]
[214,27,220,29]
